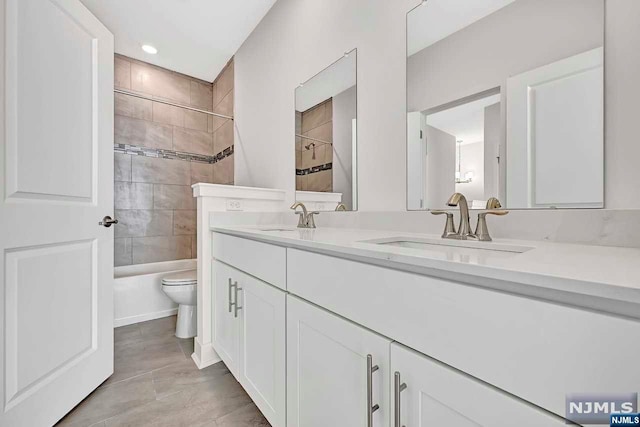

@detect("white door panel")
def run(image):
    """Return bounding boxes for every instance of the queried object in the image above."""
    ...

[0,0,114,425]
[506,47,603,208]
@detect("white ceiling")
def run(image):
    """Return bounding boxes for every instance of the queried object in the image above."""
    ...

[80,0,277,82]
[407,0,516,56]
[426,94,500,144]
[295,52,357,112]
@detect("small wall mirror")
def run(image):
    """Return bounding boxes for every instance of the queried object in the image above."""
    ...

[407,0,604,210]
[295,49,357,211]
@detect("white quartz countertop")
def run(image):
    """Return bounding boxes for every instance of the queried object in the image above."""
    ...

[211,225,640,308]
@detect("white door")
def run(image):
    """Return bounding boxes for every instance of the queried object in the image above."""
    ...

[238,272,286,427]
[212,260,240,377]
[406,111,426,210]
[287,295,391,427]
[506,47,604,208]
[0,0,114,426]
[390,343,566,427]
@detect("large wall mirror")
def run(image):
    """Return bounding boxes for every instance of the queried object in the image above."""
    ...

[406,0,604,210]
[295,49,358,211]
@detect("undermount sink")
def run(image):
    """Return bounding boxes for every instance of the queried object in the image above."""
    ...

[258,228,298,232]
[360,237,534,260]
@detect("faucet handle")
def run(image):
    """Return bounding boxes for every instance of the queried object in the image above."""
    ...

[294,211,306,228]
[431,210,456,238]
[475,210,509,241]
[306,211,319,229]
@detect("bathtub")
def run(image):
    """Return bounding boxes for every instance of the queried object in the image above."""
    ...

[114,259,196,327]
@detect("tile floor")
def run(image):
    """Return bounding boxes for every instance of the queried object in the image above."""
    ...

[57,316,270,427]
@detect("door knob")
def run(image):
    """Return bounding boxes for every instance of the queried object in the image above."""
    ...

[99,216,118,227]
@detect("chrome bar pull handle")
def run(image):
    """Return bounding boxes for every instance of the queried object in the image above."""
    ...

[228,279,237,313]
[366,354,380,427]
[233,285,243,318]
[394,372,407,427]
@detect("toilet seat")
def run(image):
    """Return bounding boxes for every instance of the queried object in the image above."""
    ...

[161,270,197,286]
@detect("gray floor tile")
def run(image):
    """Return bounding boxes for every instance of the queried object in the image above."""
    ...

[152,359,229,400]
[178,337,195,358]
[57,316,270,427]
[215,403,271,427]
[57,374,155,427]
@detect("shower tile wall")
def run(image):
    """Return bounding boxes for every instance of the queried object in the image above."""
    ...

[114,55,234,266]
[296,99,333,192]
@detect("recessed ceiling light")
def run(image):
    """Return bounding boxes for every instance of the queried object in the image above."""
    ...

[142,45,158,54]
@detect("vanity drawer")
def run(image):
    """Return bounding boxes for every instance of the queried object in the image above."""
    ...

[287,248,640,419]
[213,232,286,289]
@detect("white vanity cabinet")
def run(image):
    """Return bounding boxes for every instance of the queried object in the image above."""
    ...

[286,295,391,427]
[212,260,240,376]
[390,343,566,427]
[211,259,286,427]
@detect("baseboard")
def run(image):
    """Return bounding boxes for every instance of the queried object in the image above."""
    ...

[114,308,178,328]
[192,337,221,369]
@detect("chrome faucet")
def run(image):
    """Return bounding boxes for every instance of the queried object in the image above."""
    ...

[290,202,319,228]
[432,194,508,241]
[446,193,473,239]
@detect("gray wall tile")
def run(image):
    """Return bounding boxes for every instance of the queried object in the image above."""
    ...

[130,62,191,105]
[132,236,192,264]
[214,90,233,117]
[184,110,208,132]
[132,156,191,185]
[173,210,196,235]
[190,162,214,185]
[213,155,234,185]
[115,238,133,266]
[213,120,234,154]
[153,102,184,127]
[115,56,131,90]
[115,153,132,182]
[213,61,234,106]
[115,116,173,150]
[173,127,213,156]
[115,210,173,238]
[115,93,152,120]
[115,182,153,209]
[208,115,228,134]
[154,185,196,210]
[190,81,213,111]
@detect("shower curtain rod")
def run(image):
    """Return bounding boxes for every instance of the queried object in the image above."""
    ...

[296,134,332,146]
[114,88,234,120]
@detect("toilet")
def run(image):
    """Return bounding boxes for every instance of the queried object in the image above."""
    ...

[161,270,197,339]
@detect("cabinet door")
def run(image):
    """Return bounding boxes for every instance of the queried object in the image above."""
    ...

[212,260,240,377]
[287,296,391,427]
[238,272,286,427]
[390,343,566,427]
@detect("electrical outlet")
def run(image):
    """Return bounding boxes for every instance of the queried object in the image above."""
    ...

[226,199,243,211]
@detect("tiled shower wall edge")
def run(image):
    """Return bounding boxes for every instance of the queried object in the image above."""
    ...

[114,54,235,266]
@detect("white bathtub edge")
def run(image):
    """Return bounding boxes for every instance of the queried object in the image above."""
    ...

[114,307,178,328]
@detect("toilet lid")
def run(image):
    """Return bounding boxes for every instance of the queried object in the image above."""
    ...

[162,269,197,286]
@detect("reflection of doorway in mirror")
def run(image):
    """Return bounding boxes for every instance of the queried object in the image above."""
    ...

[415,91,500,210]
